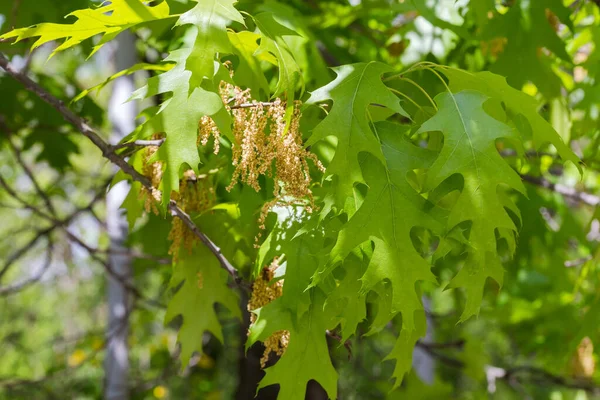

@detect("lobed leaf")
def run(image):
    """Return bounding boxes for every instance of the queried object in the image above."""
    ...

[0,0,172,58]
[418,89,525,321]
[165,245,241,368]
[306,62,408,210]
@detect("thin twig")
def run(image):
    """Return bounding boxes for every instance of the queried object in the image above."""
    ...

[0,225,53,281]
[0,52,246,288]
[415,341,465,368]
[1,120,57,215]
[505,365,600,395]
[230,101,274,109]
[113,138,166,150]
[521,174,600,207]
[62,229,149,301]
[0,238,53,296]
[564,255,593,267]
[0,174,51,220]
[0,176,107,280]
[417,339,465,349]
[0,152,163,305]
[500,149,556,158]
[168,201,249,290]
[0,53,152,189]
[417,340,600,395]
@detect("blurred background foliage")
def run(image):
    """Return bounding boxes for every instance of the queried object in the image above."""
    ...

[1,0,600,399]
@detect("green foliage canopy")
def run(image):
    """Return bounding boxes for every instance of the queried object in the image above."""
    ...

[1,0,600,399]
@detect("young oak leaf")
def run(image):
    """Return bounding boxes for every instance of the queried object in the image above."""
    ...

[306,63,408,210]
[436,68,580,171]
[165,245,241,368]
[131,45,231,208]
[253,12,303,128]
[327,121,445,333]
[256,217,330,319]
[386,312,427,389]
[256,1,331,88]
[478,0,572,97]
[0,0,171,58]
[247,291,337,400]
[72,62,173,103]
[228,31,275,97]
[254,12,303,99]
[323,252,368,342]
[176,0,245,88]
[278,230,327,319]
[417,90,526,322]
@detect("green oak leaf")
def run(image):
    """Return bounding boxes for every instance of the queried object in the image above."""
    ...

[254,12,303,99]
[324,251,368,342]
[176,0,244,88]
[131,44,231,208]
[480,0,572,97]
[0,0,87,32]
[418,90,525,321]
[165,245,241,368]
[72,62,173,103]
[256,1,331,88]
[278,229,326,318]
[228,31,275,97]
[254,216,329,319]
[366,281,396,336]
[386,313,427,389]
[306,63,407,209]
[437,67,580,171]
[0,0,171,58]
[248,291,337,400]
[327,121,444,332]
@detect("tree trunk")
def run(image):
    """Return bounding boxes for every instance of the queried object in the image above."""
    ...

[104,31,137,400]
[235,292,279,400]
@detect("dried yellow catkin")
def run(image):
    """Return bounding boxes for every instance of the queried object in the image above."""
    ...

[247,258,290,367]
[139,133,164,214]
[198,115,221,155]
[569,337,595,379]
[167,170,216,263]
[196,79,236,156]
[194,72,325,246]
[198,77,325,247]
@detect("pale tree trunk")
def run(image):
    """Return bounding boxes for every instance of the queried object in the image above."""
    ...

[104,31,137,400]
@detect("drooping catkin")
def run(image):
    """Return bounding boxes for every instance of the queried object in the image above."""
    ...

[196,79,325,246]
[139,133,164,214]
[569,337,595,379]
[247,258,290,367]
[167,170,216,263]
[198,115,221,155]
[225,96,324,199]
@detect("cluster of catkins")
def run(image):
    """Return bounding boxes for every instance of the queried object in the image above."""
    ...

[198,80,325,246]
[167,170,216,263]
[247,258,290,367]
[139,138,216,263]
[139,133,164,215]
